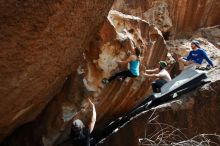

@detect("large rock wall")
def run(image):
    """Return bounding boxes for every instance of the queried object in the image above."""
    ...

[0,10,171,145]
[0,0,114,142]
[83,10,170,128]
[167,0,220,38]
[112,0,220,38]
[193,25,220,49]
[99,68,220,146]
[96,23,220,145]
[2,0,219,145]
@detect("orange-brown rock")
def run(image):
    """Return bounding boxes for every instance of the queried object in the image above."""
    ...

[0,0,114,142]
[193,25,220,49]
[98,67,220,146]
[112,0,220,38]
[95,32,220,145]
[0,9,171,145]
[82,10,170,128]
[3,0,220,145]
[113,0,173,34]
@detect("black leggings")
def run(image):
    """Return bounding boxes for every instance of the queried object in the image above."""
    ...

[108,70,137,82]
[151,79,167,93]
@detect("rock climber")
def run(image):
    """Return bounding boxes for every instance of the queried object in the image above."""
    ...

[142,61,171,93]
[102,47,141,84]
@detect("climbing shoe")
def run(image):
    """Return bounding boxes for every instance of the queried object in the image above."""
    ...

[117,77,124,82]
[102,78,109,84]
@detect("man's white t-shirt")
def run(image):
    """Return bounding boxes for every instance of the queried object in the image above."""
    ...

[158,69,171,82]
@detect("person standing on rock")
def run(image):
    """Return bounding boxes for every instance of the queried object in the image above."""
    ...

[142,61,171,93]
[102,47,141,84]
[178,40,214,70]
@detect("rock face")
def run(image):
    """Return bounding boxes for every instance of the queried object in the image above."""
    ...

[98,67,220,146]
[84,10,172,128]
[0,6,171,146]
[1,0,220,145]
[193,25,220,49]
[0,9,171,146]
[112,0,220,38]
[113,0,173,34]
[94,9,220,145]
[0,0,114,143]
[166,0,220,38]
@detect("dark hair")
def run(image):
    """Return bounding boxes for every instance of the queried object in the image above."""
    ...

[159,61,167,70]
[135,47,141,60]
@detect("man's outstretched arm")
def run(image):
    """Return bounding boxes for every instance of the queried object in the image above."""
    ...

[145,68,159,73]
[87,99,96,133]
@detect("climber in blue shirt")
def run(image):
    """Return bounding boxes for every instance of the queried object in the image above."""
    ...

[178,40,214,69]
[102,47,141,84]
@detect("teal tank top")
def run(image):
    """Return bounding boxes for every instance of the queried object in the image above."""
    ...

[129,60,140,76]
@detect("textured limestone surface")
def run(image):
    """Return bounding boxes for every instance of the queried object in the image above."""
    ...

[0,0,114,143]
[112,0,220,38]
[1,0,220,145]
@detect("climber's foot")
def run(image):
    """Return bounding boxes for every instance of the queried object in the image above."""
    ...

[102,78,109,85]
